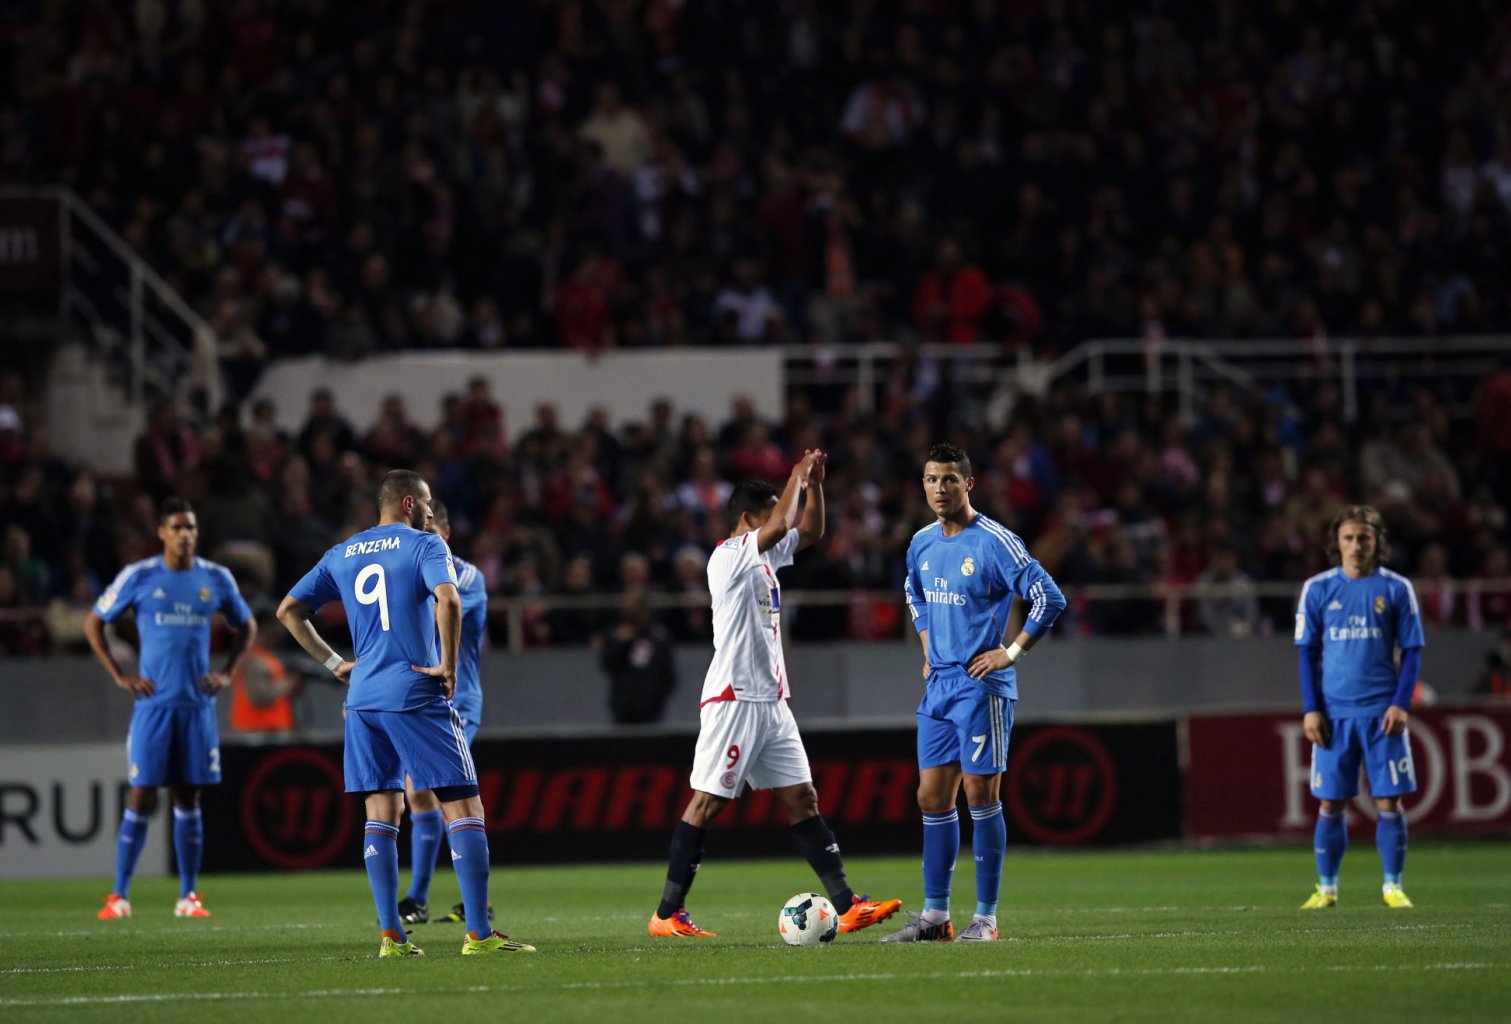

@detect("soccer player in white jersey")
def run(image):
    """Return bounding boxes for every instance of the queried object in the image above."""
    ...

[648,450,902,938]
[1295,505,1425,910]
[86,497,255,920]
[884,443,1065,943]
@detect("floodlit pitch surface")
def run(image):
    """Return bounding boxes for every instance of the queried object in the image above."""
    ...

[2,843,1507,1023]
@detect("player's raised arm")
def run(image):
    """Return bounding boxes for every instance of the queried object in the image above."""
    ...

[755,450,815,552]
[795,451,826,551]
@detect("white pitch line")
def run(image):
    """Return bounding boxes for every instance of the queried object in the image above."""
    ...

[1,954,360,975]
[0,919,1480,974]
[0,962,1501,1007]
[0,921,345,939]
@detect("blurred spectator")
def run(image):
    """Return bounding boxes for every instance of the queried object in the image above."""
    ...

[133,402,201,503]
[600,591,677,725]
[1196,546,1261,639]
[230,612,300,735]
[912,238,993,344]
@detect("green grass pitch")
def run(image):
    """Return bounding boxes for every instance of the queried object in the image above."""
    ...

[3,843,1508,1023]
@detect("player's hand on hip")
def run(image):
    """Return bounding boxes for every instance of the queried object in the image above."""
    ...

[116,674,154,698]
[200,671,232,694]
[1303,710,1330,748]
[412,664,456,700]
[332,658,356,682]
[1382,705,1409,737]
[967,646,1011,678]
[921,658,931,681]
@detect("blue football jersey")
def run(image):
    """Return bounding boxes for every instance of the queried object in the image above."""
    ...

[1294,567,1425,717]
[288,523,458,712]
[448,555,488,726]
[904,514,1065,699]
[94,556,252,708]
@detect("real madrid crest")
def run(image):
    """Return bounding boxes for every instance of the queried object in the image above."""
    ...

[961,556,976,576]
[1373,595,1386,614]
[199,586,211,602]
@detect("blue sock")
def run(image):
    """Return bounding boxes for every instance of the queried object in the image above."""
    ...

[1376,811,1407,886]
[113,808,151,898]
[922,809,959,914]
[363,821,404,935]
[1314,810,1346,886]
[970,801,1006,918]
[406,809,443,904]
[172,807,204,898]
[447,817,492,937]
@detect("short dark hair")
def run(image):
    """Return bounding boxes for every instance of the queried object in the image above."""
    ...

[1326,504,1391,565]
[925,442,972,478]
[726,480,779,531]
[431,497,449,529]
[377,469,427,512]
[159,496,195,523]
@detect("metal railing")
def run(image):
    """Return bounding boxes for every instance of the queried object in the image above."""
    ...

[479,577,1505,652]
[780,335,1510,423]
[0,187,220,417]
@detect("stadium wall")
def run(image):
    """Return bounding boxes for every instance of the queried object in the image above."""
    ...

[0,630,1497,742]
[250,349,784,444]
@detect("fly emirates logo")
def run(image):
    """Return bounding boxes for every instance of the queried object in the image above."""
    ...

[154,601,208,627]
[924,577,968,606]
[1329,614,1383,641]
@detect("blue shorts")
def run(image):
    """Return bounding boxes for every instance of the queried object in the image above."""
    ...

[344,701,477,794]
[127,703,221,787]
[451,703,480,747]
[916,668,1014,775]
[1311,715,1417,800]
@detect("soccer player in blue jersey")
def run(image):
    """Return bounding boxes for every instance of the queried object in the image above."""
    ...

[277,470,533,957]
[85,497,255,920]
[1295,505,1424,910]
[883,443,1065,943]
[397,497,490,926]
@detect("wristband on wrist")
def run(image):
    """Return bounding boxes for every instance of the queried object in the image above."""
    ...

[1004,642,1025,664]
[323,652,344,673]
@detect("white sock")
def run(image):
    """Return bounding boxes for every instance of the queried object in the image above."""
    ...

[920,908,950,925]
[973,913,997,929]
[1319,884,1338,895]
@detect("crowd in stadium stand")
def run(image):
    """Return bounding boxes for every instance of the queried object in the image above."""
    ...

[4,360,1511,655]
[3,0,1510,387]
[3,1,1511,654]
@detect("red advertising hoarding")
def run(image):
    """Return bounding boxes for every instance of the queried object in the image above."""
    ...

[1186,705,1511,840]
[202,720,1182,872]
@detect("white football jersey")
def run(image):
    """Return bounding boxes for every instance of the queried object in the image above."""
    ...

[699,528,800,705]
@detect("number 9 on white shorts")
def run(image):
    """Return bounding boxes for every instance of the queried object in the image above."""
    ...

[689,700,814,798]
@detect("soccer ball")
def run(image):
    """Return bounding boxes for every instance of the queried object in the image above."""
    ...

[778,892,838,946]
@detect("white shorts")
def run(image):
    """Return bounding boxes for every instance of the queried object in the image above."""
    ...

[689,699,813,798]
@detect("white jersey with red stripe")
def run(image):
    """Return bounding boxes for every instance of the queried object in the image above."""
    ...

[699,527,800,705]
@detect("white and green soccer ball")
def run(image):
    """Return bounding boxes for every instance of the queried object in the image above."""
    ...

[778,892,838,946]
